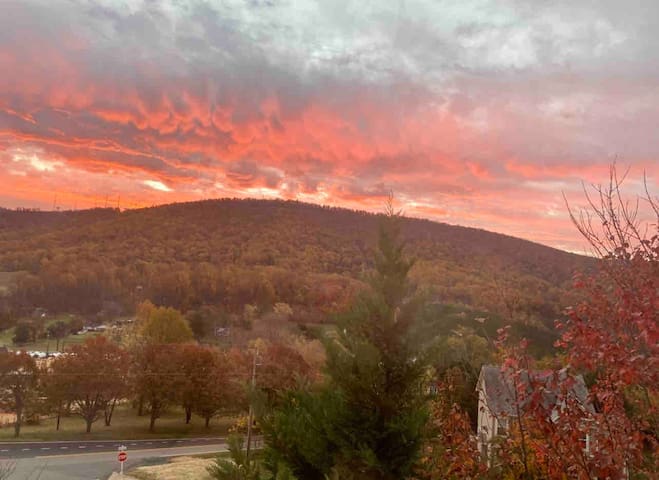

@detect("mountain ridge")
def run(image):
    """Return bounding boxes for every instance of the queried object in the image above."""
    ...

[0,198,594,328]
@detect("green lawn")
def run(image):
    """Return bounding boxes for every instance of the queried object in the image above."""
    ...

[0,405,236,442]
[26,332,98,352]
[0,329,99,352]
[0,328,13,346]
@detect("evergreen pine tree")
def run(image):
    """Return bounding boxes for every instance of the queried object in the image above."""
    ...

[263,202,429,480]
[325,204,428,479]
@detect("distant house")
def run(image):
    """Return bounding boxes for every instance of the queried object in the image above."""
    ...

[215,327,230,337]
[31,307,48,319]
[476,364,591,464]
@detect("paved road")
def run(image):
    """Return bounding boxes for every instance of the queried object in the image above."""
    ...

[3,441,230,480]
[0,437,227,459]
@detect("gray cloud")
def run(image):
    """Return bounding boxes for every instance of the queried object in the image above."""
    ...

[0,0,657,249]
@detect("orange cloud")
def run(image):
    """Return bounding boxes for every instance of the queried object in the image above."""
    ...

[1,0,657,254]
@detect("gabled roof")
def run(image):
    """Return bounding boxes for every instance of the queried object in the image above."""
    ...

[477,364,591,418]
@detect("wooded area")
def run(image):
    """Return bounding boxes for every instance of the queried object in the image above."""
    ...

[0,199,592,331]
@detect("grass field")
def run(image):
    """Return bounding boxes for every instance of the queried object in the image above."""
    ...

[0,328,99,352]
[0,405,237,442]
[129,452,256,480]
[0,328,13,347]
[130,456,216,480]
[0,312,102,352]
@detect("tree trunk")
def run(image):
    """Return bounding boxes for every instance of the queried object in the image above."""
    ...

[137,395,144,416]
[149,410,157,433]
[185,405,192,424]
[56,401,62,431]
[85,417,93,433]
[13,406,21,438]
[205,416,210,428]
[105,398,117,426]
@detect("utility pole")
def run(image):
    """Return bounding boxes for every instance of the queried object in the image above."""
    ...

[246,347,259,462]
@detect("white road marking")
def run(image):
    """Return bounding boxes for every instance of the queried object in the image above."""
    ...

[21,448,30,451]
[60,447,68,449]
[41,447,50,450]
[78,446,86,449]
[1,449,8,452]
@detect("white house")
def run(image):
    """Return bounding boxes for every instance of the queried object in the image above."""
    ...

[476,364,591,464]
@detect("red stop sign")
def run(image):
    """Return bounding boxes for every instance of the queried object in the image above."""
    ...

[118,451,127,462]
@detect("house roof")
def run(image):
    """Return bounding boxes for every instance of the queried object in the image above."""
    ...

[477,364,591,418]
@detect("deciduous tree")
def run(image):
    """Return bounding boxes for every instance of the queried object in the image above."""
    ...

[495,167,658,478]
[559,167,658,477]
[193,348,247,427]
[178,344,243,426]
[0,352,38,437]
[40,361,70,431]
[415,382,484,480]
[49,336,128,433]
[47,320,69,352]
[137,302,193,344]
[257,341,311,403]
[12,321,35,344]
[132,343,184,432]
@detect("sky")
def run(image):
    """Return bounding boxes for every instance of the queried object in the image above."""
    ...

[0,0,657,252]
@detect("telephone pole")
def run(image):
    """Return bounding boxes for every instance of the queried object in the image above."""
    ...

[246,347,259,462]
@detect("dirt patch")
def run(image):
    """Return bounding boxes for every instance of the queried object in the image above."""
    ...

[131,456,215,480]
[108,473,139,480]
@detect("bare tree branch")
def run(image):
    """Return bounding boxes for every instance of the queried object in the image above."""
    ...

[563,164,658,261]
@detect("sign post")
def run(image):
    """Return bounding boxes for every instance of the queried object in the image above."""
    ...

[118,445,127,476]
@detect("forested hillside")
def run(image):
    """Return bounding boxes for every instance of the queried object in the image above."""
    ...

[0,199,593,330]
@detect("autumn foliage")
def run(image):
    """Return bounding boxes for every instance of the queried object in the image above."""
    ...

[416,376,484,480]
[47,336,127,432]
[0,351,38,437]
[492,169,659,478]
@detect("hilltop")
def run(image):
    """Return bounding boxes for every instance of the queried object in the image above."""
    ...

[0,199,593,339]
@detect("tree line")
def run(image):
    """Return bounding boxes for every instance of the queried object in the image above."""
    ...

[0,301,316,437]
[0,198,590,329]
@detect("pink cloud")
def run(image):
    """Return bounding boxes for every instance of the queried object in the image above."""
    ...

[0,0,657,253]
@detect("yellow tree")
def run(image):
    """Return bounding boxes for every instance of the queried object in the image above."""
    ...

[136,301,193,344]
[131,301,193,417]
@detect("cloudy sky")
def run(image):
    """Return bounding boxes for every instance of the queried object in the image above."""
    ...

[1,0,657,251]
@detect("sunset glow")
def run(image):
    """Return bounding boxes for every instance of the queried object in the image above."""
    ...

[1,0,657,252]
